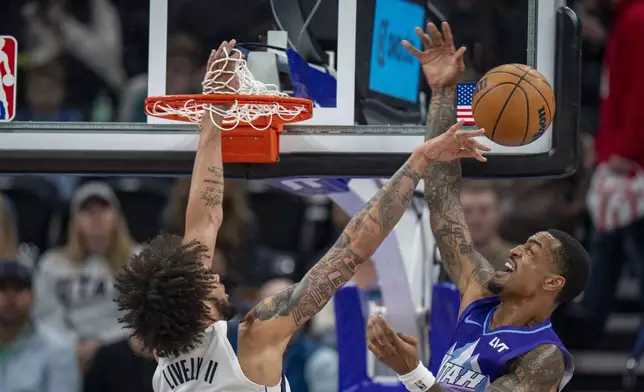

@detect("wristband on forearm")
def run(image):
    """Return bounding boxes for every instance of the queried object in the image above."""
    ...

[397,362,436,391]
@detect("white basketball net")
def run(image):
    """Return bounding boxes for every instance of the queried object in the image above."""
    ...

[148,48,307,130]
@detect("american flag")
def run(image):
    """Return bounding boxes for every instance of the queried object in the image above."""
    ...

[456,83,476,126]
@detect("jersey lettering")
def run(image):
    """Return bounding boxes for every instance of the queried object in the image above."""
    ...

[437,361,486,388]
[489,337,510,353]
[161,357,218,390]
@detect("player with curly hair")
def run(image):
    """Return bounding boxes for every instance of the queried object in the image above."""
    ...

[114,39,490,392]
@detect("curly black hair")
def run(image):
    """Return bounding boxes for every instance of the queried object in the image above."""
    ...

[114,233,216,358]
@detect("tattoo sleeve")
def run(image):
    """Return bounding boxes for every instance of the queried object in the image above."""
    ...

[423,86,495,291]
[487,344,565,392]
[183,117,224,269]
[247,152,431,332]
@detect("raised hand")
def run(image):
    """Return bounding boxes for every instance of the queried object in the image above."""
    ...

[402,22,466,88]
[420,120,490,163]
[367,315,419,375]
[203,39,241,94]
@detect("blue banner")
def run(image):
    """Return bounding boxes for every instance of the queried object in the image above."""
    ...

[369,0,425,102]
[287,49,337,107]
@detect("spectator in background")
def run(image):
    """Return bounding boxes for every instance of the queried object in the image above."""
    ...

[573,0,612,135]
[22,0,125,92]
[21,0,124,120]
[34,182,139,372]
[83,335,156,392]
[584,0,644,342]
[0,259,80,392]
[17,62,83,121]
[119,33,202,122]
[162,178,257,290]
[460,181,516,270]
[258,278,338,392]
[0,194,20,260]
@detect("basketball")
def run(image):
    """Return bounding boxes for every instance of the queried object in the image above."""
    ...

[471,64,555,147]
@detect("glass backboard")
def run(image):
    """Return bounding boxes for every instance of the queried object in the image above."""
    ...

[0,0,580,178]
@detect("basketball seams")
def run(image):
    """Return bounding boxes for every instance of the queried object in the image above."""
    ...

[516,84,531,145]
[490,68,531,139]
[520,78,553,127]
[510,64,552,87]
[472,82,520,114]
[471,72,551,116]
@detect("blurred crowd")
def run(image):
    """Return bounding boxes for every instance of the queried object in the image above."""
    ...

[1,0,644,391]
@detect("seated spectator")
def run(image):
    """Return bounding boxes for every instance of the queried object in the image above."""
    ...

[16,62,83,122]
[0,259,80,392]
[83,335,156,392]
[34,182,139,372]
[259,278,338,392]
[460,181,516,270]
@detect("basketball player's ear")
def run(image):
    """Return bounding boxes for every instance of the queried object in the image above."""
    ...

[542,275,565,293]
[153,349,159,363]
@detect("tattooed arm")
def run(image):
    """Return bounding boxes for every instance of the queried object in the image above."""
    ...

[423,86,495,299]
[182,114,224,270]
[487,345,566,392]
[243,149,431,344]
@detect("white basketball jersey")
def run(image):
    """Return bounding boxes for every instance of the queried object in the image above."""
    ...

[152,320,290,392]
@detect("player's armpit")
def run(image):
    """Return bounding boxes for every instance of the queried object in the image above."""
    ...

[486,344,565,392]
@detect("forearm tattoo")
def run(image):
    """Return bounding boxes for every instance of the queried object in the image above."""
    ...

[199,166,224,208]
[423,87,494,289]
[487,344,565,392]
[249,161,425,327]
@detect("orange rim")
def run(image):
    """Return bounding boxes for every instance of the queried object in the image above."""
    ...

[144,94,314,124]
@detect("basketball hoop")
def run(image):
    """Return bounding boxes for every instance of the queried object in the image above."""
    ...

[144,48,313,163]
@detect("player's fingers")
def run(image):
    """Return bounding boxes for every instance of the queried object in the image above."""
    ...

[372,321,397,356]
[466,138,492,152]
[415,27,433,49]
[454,46,467,63]
[402,40,423,57]
[367,341,385,359]
[474,150,488,162]
[375,315,397,338]
[215,41,228,60]
[206,49,217,70]
[367,315,383,341]
[455,128,485,138]
[397,332,418,345]
[225,39,237,55]
[427,23,443,47]
[446,120,465,135]
[463,148,488,162]
[442,22,455,49]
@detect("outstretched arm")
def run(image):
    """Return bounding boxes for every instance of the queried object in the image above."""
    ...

[182,40,237,269]
[243,121,489,345]
[245,150,428,335]
[423,87,495,295]
[403,21,496,297]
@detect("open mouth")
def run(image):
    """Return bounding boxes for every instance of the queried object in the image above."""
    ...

[502,258,516,273]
